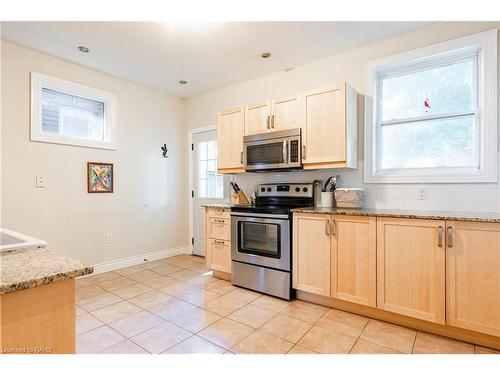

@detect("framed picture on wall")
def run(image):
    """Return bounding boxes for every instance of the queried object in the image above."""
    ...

[87,162,114,193]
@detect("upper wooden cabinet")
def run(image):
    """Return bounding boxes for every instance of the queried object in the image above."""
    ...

[244,95,302,135]
[302,83,357,170]
[218,83,357,172]
[331,215,376,307]
[446,221,500,337]
[377,217,446,324]
[271,95,302,132]
[217,107,245,173]
[245,101,271,135]
[292,213,331,296]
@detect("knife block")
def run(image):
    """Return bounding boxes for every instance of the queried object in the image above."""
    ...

[231,190,250,205]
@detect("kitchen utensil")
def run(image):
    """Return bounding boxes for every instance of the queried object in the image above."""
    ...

[322,176,334,192]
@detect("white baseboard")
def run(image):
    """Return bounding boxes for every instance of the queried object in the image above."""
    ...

[90,246,188,275]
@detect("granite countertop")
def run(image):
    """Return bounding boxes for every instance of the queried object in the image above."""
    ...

[291,207,500,223]
[203,203,255,209]
[203,203,232,209]
[0,248,93,295]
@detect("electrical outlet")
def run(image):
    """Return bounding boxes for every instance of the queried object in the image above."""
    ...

[106,233,113,244]
[416,188,427,200]
[35,176,46,188]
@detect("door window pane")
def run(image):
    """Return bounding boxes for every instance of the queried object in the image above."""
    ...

[381,58,474,121]
[197,139,223,198]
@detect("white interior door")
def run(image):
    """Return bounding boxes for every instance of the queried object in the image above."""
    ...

[192,130,227,256]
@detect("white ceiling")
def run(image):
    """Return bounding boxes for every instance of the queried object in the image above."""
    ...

[1,22,431,98]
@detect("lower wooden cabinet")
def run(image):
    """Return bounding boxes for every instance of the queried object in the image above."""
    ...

[292,213,331,296]
[376,218,446,324]
[293,213,500,340]
[293,213,376,304]
[331,215,376,307]
[446,221,500,336]
[205,208,231,274]
[207,238,231,273]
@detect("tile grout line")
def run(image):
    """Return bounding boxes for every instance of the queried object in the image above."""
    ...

[411,331,419,354]
[348,318,371,354]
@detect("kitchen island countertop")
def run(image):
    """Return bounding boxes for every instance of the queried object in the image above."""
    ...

[0,247,93,295]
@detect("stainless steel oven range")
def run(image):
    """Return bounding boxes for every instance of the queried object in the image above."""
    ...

[230,183,313,300]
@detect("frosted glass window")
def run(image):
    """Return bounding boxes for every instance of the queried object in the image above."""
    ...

[198,140,223,198]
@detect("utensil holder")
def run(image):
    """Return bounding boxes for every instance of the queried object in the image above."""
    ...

[318,192,334,208]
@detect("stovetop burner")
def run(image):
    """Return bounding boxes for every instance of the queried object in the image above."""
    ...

[230,182,314,216]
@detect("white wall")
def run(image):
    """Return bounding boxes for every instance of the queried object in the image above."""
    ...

[1,41,188,265]
[185,22,500,213]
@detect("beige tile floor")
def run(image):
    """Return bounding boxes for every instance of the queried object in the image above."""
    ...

[76,255,499,354]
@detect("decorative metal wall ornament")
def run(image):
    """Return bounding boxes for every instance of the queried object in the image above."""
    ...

[161,144,168,158]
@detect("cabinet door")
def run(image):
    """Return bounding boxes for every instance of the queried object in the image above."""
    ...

[217,107,245,173]
[303,84,346,167]
[446,221,500,337]
[245,101,271,135]
[331,215,376,307]
[207,239,231,273]
[271,95,302,132]
[292,213,331,296]
[377,218,446,324]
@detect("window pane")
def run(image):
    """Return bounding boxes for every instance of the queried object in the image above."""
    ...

[198,141,207,161]
[197,139,223,199]
[198,178,207,198]
[380,116,475,169]
[381,58,474,121]
[207,160,217,177]
[198,160,208,178]
[41,88,105,141]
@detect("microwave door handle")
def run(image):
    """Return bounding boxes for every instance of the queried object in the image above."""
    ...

[283,140,288,163]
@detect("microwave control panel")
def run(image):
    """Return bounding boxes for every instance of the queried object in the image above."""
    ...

[290,140,299,163]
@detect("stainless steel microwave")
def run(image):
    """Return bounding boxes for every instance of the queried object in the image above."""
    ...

[243,128,302,171]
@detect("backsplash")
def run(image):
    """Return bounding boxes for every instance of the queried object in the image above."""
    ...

[229,154,500,213]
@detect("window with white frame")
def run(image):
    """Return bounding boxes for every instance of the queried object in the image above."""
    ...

[365,30,497,183]
[31,72,117,150]
[198,139,224,198]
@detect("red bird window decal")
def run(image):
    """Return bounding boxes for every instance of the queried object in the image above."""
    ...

[424,98,431,112]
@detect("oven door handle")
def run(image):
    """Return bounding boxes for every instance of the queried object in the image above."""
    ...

[230,212,289,220]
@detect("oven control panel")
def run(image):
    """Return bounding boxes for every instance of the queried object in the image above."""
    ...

[258,183,313,198]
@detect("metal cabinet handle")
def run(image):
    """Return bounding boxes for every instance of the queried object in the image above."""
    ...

[240,151,243,164]
[302,145,306,160]
[447,226,453,248]
[271,115,275,129]
[325,219,331,236]
[331,220,336,236]
[437,225,444,247]
[214,240,225,245]
[266,116,270,129]
[214,219,225,224]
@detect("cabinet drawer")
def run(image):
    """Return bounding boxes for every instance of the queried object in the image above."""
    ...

[207,217,230,241]
[208,239,231,273]
[206,207,230,220]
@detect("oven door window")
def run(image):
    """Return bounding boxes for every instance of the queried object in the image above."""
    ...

[238,221,281,258]
[246,142,284,166]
